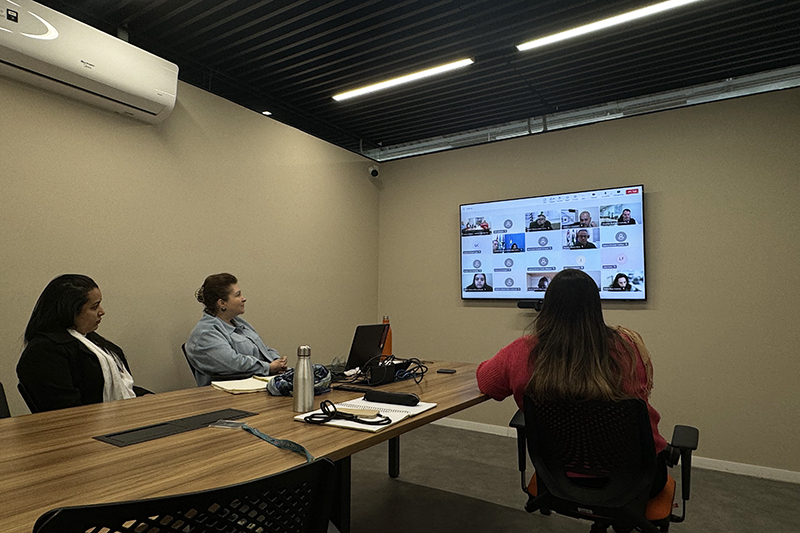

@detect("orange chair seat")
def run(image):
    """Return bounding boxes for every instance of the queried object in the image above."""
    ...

[645,474,676,520]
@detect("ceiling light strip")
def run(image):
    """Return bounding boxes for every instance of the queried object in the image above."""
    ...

[516,0,706,52]
[333,58,474,101]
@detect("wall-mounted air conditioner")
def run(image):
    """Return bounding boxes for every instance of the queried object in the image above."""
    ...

[0,0,178,124]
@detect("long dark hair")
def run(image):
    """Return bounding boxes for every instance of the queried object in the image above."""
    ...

[25,274,98,343]
[527,269,637,401]
[611,273,631,290]
[196,273,237,315]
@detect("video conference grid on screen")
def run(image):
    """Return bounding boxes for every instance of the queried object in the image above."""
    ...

[460,185,645,301]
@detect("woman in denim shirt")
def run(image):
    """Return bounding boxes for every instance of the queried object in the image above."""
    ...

[186,273,287,386]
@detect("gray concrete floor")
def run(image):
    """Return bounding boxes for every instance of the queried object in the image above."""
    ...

[350,424,800,533]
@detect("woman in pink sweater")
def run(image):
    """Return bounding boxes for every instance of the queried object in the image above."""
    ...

[476,268,667,495]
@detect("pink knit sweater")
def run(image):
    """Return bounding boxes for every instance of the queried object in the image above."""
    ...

[477,333,667,453]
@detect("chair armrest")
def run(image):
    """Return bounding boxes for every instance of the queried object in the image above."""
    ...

[671,425,699,450]
[670,425,699,502]
[510,409,525,430]
[509,410,528,492]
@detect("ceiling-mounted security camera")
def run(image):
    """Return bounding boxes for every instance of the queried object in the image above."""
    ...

[368,165,379,178]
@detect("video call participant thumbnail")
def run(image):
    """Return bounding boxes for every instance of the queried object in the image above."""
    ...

[462,217,491,236]
[571,229,597,249]
[579,211,598,227]
[611,273,631,290]
[466,273,493,292]
[562,209,598,228]
[617,209,636,225]
[528,212,553,231]
[504,234,525,252]
[608,272,640,291]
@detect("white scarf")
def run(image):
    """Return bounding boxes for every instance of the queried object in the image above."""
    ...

[68,329,136,402]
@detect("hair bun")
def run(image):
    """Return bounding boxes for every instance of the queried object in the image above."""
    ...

[195,286,204,304]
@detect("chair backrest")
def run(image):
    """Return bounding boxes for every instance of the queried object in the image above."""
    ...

[523,395,656,508]
[181,342,203,384]
[33,458,337,533]
[0,382,10,418]
[18,381,41,414]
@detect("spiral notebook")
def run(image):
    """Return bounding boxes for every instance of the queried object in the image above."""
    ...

[294,396,436,432]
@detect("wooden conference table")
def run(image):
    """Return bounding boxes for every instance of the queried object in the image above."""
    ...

[0,360,487,533]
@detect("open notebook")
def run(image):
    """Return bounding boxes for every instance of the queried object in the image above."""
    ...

[211,375,274,394]
[294,396,436,432]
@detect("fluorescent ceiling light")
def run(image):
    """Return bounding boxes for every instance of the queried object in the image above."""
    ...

[261,110,272,116]
[333,58,474,101]
[516,0,705,52]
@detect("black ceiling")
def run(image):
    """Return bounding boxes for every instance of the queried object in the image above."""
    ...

[37,0,800,157]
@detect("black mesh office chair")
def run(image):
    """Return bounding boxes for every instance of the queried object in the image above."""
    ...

[133,385,154,396]
[18,381,41,413]
[33,458,337,533]
[182,342,203,383]
[0,382,10,418]
[510,397,699,533]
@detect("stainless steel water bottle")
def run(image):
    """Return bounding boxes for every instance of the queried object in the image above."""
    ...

[293,345,313,412]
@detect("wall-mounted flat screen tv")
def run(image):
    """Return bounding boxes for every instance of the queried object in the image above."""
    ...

[460,185,645,301]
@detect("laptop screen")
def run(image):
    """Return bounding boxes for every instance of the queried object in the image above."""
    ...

[344,324,390,371]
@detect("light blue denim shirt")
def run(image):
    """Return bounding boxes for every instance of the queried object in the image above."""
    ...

[185,313,280,386]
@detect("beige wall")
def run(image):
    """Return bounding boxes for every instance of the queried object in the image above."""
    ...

[377,88,800,472]
[2,70,799,473]
[0,78,379,415]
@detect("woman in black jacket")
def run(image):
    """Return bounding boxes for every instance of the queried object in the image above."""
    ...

[17,274,142,412]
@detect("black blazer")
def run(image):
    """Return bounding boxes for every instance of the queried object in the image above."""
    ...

[17,330,132,412]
